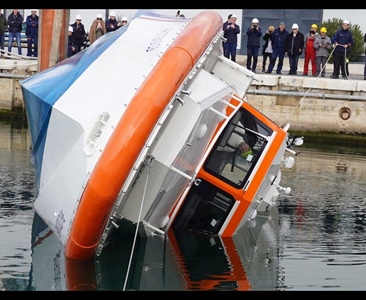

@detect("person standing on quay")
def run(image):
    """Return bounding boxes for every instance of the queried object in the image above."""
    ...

[7,9,23,56]
[222,14,232,54]
[303,24,318,76]
[106,11,119,33]
[245,18,262,73]
[89,14,106,45]
[285,23,304,75]
[313,27,332,77]
[25,9,38,57]
[67,26,78,58]
[265,22,288,74]
[261,25,274,72]
[71,15,86,52]
[0,9,7,58]
[330,19,353,79]
[118,16,128,28]
[223,14,240,62]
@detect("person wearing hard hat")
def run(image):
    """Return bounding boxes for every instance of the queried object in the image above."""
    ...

[67,26,79,57]
[223,14,240,62]
[118,16,128,28]
[303,24,318,76]
[70,14,86,51]
[284,23,304,75]
[313,27,332,77]
[330,19,353,79]
[106,11,119,32]
[89,13,107,45]
[25,9,38,57]
[245,18,262,73]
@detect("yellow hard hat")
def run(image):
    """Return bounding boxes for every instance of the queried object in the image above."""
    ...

[320,27,327,33]
[311,24,318,29]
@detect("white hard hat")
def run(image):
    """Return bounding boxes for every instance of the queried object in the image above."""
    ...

[231,14,237,19]
[96,13,102,19]
[252,18,259,23]
[68,26,73,32]
[292,23,299,29]
[343,19,350,24]
[76,14,82,20]
[110,11,116,17]
[121,16,128,21]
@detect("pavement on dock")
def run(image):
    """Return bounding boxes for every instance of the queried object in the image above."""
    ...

[1,54,365,81]
[236,55,366,81]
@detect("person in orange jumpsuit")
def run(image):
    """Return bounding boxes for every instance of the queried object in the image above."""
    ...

[303,24,318,76]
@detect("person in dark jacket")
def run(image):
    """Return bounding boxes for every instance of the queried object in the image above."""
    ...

[106,11,119,33]
[222,14,232,53]
[25,9,38,57]
[67,26,79,58]
[285,23,304,75]
[330,19,353,79]
[223,14,240,62]
[246,18,262,73]
[7,9,23,56]
[71,14,86,52]
[0,9,8,58]
[261,25,274,72]
[265,21,288,74]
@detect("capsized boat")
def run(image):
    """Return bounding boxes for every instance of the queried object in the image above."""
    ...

[20,9,303,260]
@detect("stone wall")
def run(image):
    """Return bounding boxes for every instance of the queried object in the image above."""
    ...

[2,58,366,134]
[246,75,366,134]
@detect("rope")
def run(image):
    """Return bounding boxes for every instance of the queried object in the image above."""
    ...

[278,44,336,127]
[123,158,154,291]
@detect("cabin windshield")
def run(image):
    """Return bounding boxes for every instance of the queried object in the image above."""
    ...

[204,107,273,188]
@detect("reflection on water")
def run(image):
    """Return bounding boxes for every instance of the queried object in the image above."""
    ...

[1,122,366,290]
[277,149,366,290]
[0,122,34,291]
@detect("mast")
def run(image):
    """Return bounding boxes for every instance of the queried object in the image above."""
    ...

[38,9,69,72]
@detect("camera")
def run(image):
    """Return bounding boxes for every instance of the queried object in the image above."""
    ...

[253,24,257,28]
[310,30,315,34]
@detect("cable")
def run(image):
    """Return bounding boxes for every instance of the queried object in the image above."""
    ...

[279,44,336,127]
[122,159,154,291]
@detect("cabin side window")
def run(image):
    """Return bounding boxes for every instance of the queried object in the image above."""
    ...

[204,107,272,188]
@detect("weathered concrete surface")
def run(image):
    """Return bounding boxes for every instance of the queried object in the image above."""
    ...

[246,75,366,134]
[236,55,366,134]
[0,59,37,111]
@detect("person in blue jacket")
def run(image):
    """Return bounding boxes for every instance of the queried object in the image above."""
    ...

[330,19,353,79]
[7,9,23,56]
[25,9,38,57]
[67,26,79,58]
[265,22,289,74]
[106,11,119,33]
[246,18,262,73]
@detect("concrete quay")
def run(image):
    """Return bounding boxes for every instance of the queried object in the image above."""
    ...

[1,56,366,134]
[235,55,366,134]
